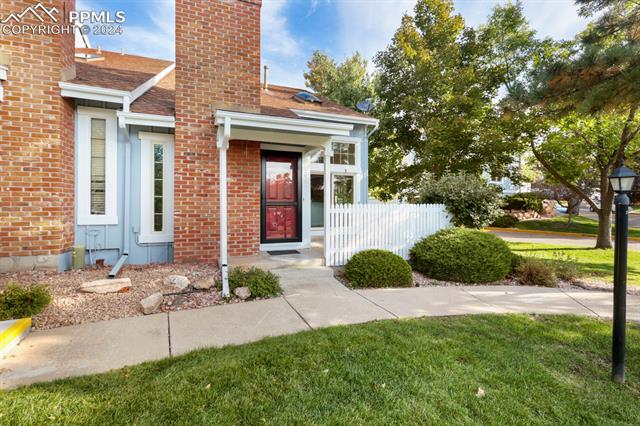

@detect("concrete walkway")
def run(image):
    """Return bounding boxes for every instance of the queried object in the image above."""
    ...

[2,266,637,389]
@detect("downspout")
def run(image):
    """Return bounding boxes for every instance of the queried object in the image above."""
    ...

[218,116,231,297]
[109,115,131,278]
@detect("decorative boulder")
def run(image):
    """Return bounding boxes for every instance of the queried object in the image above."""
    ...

[233,286,251,300]
[193,276,214,290]
[164,275,190,290]
[80,278,131,294]
[140,292,163,315]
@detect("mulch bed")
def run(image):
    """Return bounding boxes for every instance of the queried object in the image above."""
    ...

[0,263,246,330]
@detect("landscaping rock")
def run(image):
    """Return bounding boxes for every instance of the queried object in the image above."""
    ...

[234,286,251,300]
[80,278,131,294]
[140,292,163,315]
[193,276,214,290]
[164,275,190,290]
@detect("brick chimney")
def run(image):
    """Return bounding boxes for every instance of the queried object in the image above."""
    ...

[0,0,76,271]
[174,0,262,262]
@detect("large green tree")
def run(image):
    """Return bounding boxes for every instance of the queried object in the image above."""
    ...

[369,0,535,200]
[513,0,640,248]
[303,50,374,109]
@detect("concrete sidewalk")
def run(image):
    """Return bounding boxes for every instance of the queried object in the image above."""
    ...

[1,266,635,389]
[490,230,640,250]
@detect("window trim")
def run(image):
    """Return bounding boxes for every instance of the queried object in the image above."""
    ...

[77,107,118,225]
[310,136,361,174]
[331,173,359,205]
[139,132,174,243]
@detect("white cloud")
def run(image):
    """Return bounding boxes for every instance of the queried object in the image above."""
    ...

[77,0,175,60]
[262,0,299,57]
[334,0,414,67]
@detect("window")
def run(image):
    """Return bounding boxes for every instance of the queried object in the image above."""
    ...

[77,108,117,225]
[140,132,174,243]
[310,175,324,227]
[90,118,106,215]
[332,142,356,165]
[153,144,164,232]
[310,141,359,167]
[333,175,355,204]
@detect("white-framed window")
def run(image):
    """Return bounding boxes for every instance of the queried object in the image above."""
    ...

[77,107,118,225]
[139,132,174,243]
[311,136,361,174]
[332,173,359,204]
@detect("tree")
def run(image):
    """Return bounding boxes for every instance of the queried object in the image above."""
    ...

[303,50,374,109]
[513,0,640,248]
[369,0,534,200]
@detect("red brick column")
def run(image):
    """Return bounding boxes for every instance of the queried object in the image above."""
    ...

[228,141,261,256]
[174,0,262,262]
[0,0,76,267]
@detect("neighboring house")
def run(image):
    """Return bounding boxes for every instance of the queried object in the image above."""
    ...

[0,0,378,275]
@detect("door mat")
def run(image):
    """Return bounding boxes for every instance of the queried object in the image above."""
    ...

[267,250,300,256]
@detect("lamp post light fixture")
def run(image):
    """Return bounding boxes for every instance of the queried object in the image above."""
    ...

[608,163,638,383]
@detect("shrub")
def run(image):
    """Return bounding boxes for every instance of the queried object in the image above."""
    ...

[502,192,544,213]
[345,250,413,288]
[0,283,51,320]
[514,258,557,287]
[549,253,580,282]
[490,214,519,228]
[410,228,513,283]
[217,267,282,299]
[418,173,502,229]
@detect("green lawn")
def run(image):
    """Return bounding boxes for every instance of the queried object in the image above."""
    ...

[3,315,640,424]
[509,241,640,286]
[511,215,640,239]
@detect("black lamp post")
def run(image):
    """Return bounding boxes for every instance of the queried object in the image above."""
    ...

[608,164,638,383]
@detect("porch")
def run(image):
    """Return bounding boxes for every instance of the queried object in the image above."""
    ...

[229,236,325,270]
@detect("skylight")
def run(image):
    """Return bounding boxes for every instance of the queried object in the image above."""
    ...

[293,91,321,104]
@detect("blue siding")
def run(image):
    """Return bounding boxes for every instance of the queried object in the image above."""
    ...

[74,111,174,266]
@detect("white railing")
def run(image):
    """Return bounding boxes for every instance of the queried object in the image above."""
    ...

[326,203,451,266]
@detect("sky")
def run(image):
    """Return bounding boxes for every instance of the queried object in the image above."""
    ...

[76,0,589,89]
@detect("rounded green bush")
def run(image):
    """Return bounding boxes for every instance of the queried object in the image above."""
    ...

[501,192,544,213]
[490,214,519,228]
[410,228,513,283]
[218,267,282,298]
[345,250,413,288]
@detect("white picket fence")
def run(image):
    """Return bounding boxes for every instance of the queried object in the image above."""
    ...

[325,203,451,266]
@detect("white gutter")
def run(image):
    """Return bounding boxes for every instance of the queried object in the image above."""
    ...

[215,110,353,136]
[290,108,379,126]
[59,82,130,104]
[217,116,231,298]
[117,111,175,129]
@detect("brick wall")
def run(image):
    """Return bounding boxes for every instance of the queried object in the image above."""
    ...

[0,0,76,261]
[174,0,262,262]
[228,140,261,257]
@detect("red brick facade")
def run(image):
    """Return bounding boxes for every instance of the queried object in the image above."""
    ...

[0,0,75,260]
[174,0,262,262]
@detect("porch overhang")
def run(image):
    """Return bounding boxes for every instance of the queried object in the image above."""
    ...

[214,109,354,147]
[214,109,346,296]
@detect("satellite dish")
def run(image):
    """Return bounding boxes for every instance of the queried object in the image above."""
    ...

[356,98,374,113]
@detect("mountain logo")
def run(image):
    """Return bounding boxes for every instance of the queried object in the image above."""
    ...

[1,3,59,24]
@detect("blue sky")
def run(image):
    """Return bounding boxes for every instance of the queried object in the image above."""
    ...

[77,0,589,88]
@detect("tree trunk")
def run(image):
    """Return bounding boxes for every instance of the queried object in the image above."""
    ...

[596,202,613,249]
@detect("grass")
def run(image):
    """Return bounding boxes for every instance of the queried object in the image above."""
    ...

[509,241,640,286]
[3,315,640,424]
[510,215,640,239]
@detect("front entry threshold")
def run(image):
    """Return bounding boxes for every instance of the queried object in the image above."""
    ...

[260,242,309,252]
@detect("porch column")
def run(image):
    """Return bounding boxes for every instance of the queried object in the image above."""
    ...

[218,117,231,297]
[323,142,333,266]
